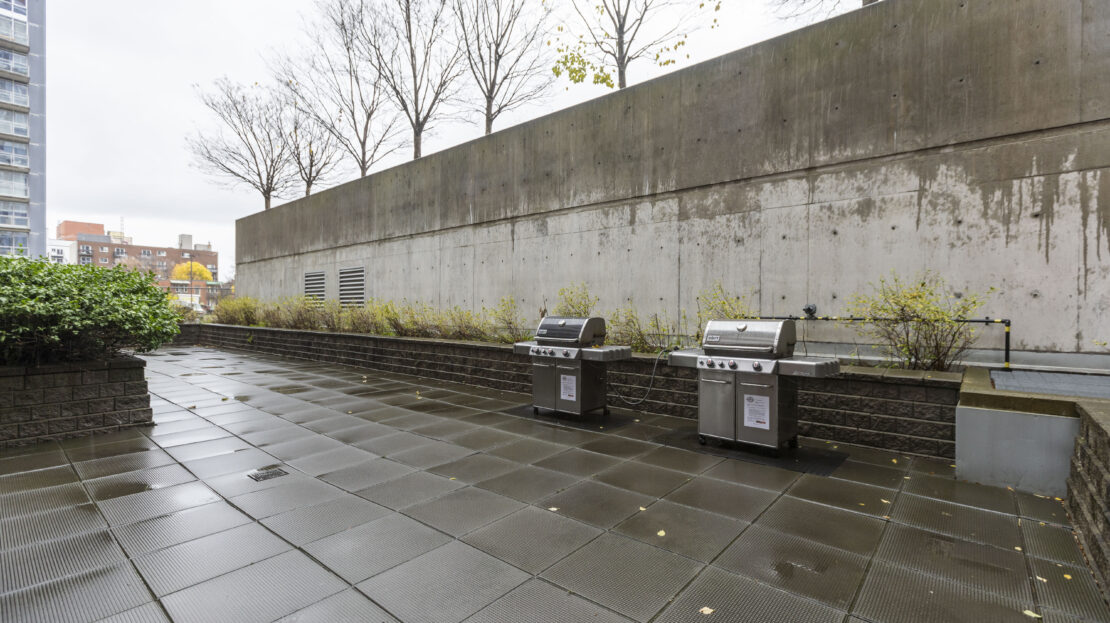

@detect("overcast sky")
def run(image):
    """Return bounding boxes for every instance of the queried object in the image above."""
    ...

[46,1,849,279]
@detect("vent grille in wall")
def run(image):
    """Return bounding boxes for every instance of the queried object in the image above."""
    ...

[338,267,366,306]
[304,271,326,300]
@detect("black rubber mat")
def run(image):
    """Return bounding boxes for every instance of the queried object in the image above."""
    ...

[403,487,524,536]
[160,550,346,623]
[356,541,530,623]
[658,429,847,476]
[594,461,692,497]
[462,507,601,573]
[541,533,703,622]
[303,513,450,583]
[540,480,654,528]
[653,566,845,623]
[475,466,581,503]
[1029,558,1110,621]
[716,524,868,610]
[890,494,1021,551]
[499,403,635,432]
[853,561,1034,623]
[464,578,630,623]
[663,477,778,522]
[875,523,1032,603]
[614,500,747,562]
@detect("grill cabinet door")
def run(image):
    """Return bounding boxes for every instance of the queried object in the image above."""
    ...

[734,373,778,448]
[698,370,735,441]
[555,361,583,414]
[532,361,557,410]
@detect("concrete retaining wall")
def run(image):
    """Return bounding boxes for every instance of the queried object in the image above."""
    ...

[177,324,961,458]
[0,357,153,448]
[236,0,1110,357]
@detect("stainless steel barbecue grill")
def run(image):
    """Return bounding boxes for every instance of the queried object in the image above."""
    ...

[513,316,632,416]
[669,319,839,450]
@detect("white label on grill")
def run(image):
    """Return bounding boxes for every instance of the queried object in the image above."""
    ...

[743,394,770,430]
[706,335,720,342]
[560,374,577,401]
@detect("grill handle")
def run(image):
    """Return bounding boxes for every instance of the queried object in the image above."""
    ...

[738,382,773,389]
[533,363,554,369]
[700,379,731,385]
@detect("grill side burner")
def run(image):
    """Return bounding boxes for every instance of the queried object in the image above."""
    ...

[670,319,839,450]
[514,316,631,416]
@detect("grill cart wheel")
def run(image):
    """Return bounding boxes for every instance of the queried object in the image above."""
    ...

[698,435,708,445]
[533,406,539,415]
[788,437,798,449]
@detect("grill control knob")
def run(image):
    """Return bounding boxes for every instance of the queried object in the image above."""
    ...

[563,350,570,357]
[728,360,738,370]
[752,361,763,371]
[706,360,715,368]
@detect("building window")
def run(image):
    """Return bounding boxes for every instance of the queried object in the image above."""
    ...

[0,228,26,255]
[0,78,28,108]
[79,256,92,265]
[0,140,27,167]
[0,169,27,198]
[99,257,108,263]
[140,249,151,256]
[0,109,27,137]
[113,247,126,257]
[0,1,28,20]
[0,49,27,76]
[79,244,92,254]
[156,250,166,256]
[182,252,191,259]
[0,15,28,45]
[156,260,166,268]
[205,264,216,270]
[0,200,26,226]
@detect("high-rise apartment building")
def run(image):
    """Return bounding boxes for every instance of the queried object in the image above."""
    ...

[0,0,42,258]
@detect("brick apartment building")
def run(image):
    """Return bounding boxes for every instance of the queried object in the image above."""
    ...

[56,220,218,281]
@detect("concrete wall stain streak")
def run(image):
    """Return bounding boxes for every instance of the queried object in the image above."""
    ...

[237,0,1110,355]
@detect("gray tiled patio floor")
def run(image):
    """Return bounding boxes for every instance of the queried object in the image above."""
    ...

[1,346,1108,622]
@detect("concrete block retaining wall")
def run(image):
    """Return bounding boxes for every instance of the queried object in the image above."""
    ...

[177,324,959,458]
[0,357,152,448]
[1067,400,1110,589]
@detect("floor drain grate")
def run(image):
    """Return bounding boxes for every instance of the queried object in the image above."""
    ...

[247,466,289,482]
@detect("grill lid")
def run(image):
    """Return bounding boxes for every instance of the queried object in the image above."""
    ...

[701,319,796,358]
[534,316,606,346]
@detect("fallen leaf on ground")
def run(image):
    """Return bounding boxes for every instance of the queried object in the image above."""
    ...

[698,607,715,615]
[548,507,558,511]
[1063,574,1072,580]
[1022,610,1042,619]
[1036,576,1047,583]
[657,530,666,537]
[1014,546,1023,552]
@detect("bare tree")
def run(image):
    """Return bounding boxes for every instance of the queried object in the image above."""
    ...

[362,0,465,158]
[454,0,553,135]
[769,0,859,19]
[276,0,399,177]
[286,101,343,196]
[553,0,721,89]
[189,79,295,211]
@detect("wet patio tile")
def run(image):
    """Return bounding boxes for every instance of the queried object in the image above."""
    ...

[160,550,345,623]
[542,533,702,622]
[112,501,251,557]
[1015,492,1070,526]
[475,465,580,503]
[275,589,399,622]
[594,461,692,497]
[829,459,907,489]
[540,481,653,529]
[0,503,108,551]
[85,463,196,501]
[462,507,600,573]
[285,446,375,476]
[0,562,153,623]
[404,487,525,536]
[753,496,885,556]
[663,477,778,522]
[0,529,126,593]
[464,578,632,623]
[903,473,1016,514]
[429,453,519,484]
[578,436,658,459]
[318,457,414,492]
[305,513,450,583]
[261,495,390,546]
[228,478,344,519]
[533,448,623,477]
[1030,558,1110,621]
[615,499,746,562]
[702,459,801,492]
[165,437,252,462]
[1021,521,1087,567]
[716,525,868,610]
[98,481,221,526]
[1,483,92,519]
[654,566,845,623]
[354,470,466,509]
[0,464,80,494]
[633,446,723,474]
[852,562,1034,623]
[73,449,177,481]
[182,448,276,479]
[890,494,1022,550]
[389,439,475,469]
[787,474,896,518]
[357,541,529,623]
[354,431,436,456]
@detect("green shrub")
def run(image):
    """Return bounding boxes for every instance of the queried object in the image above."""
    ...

[0,258,180,365]
[486,296,533,343]
[172,303,201,324]
[607,305,696,353]
[847,271,991,371]
[214,297,260,326]
[695,282,756,336]
[553,282,598,317]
